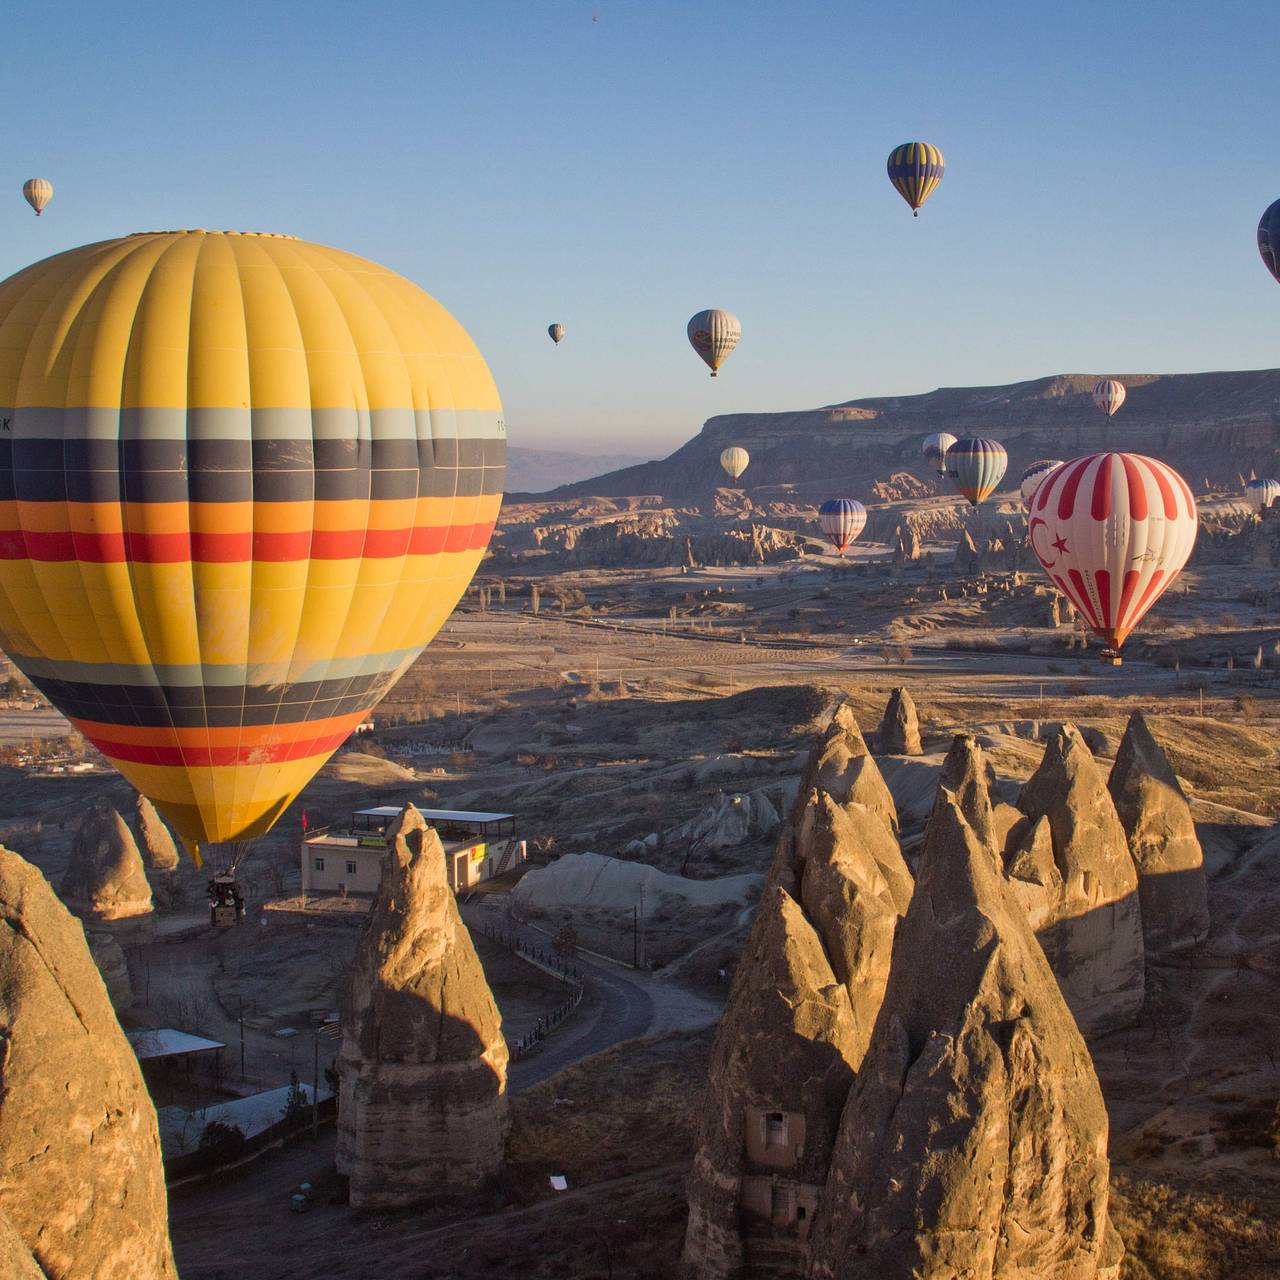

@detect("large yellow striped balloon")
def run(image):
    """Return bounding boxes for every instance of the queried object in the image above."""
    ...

[0,231,504,853]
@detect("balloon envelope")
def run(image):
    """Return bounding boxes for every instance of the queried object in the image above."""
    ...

[720,446,749,481]
[818,498,867,554]
[0,230,505,850]
[1093,379,1126,417]
[1245,477,1280,513]
[548,323,565,345]
[1028,453,1197,650]
[886,142,945,215]
[22,178,52,216]
[923,432,956,476]
[946,437,1008,505]
[688,309,741,376]
[1258,199,1280,284]
[1020,459,1064,508]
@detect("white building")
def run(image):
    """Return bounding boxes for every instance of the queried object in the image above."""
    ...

[302,807,523,898]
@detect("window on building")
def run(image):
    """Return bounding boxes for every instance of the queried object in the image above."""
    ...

[765,1112,788,1146]
[314,857,325,871]
[770,1185,791,1222]
[346,860,358,875]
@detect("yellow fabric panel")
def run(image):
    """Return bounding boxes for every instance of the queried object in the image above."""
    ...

[0,231,502,413]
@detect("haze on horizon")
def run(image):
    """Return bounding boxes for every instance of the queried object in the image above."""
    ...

[2,1,1276,456]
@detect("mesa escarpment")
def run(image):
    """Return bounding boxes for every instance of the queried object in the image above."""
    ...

[528,369,1280,502]
[0,846,177,1278]
[336,804,509,1209]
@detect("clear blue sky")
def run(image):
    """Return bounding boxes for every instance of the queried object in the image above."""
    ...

[3,2,1276,454]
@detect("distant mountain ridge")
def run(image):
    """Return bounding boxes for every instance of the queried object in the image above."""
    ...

[523,370,1280,502]
[505,447,652,495]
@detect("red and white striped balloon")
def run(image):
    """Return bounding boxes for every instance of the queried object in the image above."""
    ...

[1092,378,1126,417]
[1028,452,1197,650]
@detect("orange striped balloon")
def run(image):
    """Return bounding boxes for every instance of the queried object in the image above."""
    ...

[0,231,504,854]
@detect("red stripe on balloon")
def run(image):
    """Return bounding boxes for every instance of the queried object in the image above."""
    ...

[1115,568,1141,629]
[1067,568,1102,629]
[1146,456,1179,520]
[0,520,497,563]
[1120,454,1148,521]
[1127,568,1167,628]
[1096,568,1114,629]
[91,726,356,767]
[1091,454,1114,521]
[1055,457,1091,521]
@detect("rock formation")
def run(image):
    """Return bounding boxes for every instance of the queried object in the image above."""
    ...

[336,804,508,1208]
[954,528,981,575]
[876,687,922,756]
[0,847,177,1277]
[808,790,1124,1280]
[86,927,133,1011]
[668,788,781,851]
[128,793,194,911]
[1016,724,1144,1037]
[796,703,899,836]
[1107,711,1210,955]
[684,704,912,1279]
[59,797,153,923]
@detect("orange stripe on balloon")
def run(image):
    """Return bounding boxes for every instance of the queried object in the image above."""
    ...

[68,711,370,747]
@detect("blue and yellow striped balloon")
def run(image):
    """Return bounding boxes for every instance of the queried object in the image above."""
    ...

[886,142,945,216]
[0,230,504,854]
[946,437,1007,506]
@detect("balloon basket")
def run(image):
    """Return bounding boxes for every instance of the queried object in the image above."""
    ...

[1099,648,1123,667]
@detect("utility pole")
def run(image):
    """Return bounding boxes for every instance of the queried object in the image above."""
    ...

[312,1033,320,1137]
[238,996,246,1080]
[632,905,638,968]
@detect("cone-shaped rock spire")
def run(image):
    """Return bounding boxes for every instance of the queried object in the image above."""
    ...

[335,804,508,1208]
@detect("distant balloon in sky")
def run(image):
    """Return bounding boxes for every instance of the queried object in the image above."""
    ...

[946,437,1007,505]
[818,499,866,556]
[1093,378,1126,417]
[1020,459,1064,509]
[720,446,749,482]
[1245,476,1280,514]
[1028,452,1197,663]
[548,323,566,345]
[1258,199,1280,284]
[922,432,957,476]
[22,179,52,216]
[886,142,944,216]
[688,310,741,378]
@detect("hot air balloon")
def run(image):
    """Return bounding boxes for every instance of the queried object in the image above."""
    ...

[1027,453,1197,664]
[818,499,867,556]
[1258,198,1280,284]
[22,179,52,216]
[886,142,945,216]
[945,438,1007,505]
[548,323,566,345]
[1093,379,1126,417]
[1020,459,1064,508]
[0,230,505,861]
[720,446,749,483]
[688,309,741,377]
[1245,477,1280,514]
[923,432,956,476]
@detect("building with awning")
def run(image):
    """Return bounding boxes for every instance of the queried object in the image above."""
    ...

[302,807,524,897]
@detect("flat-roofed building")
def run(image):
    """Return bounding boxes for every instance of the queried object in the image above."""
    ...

[302,807,523,898]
